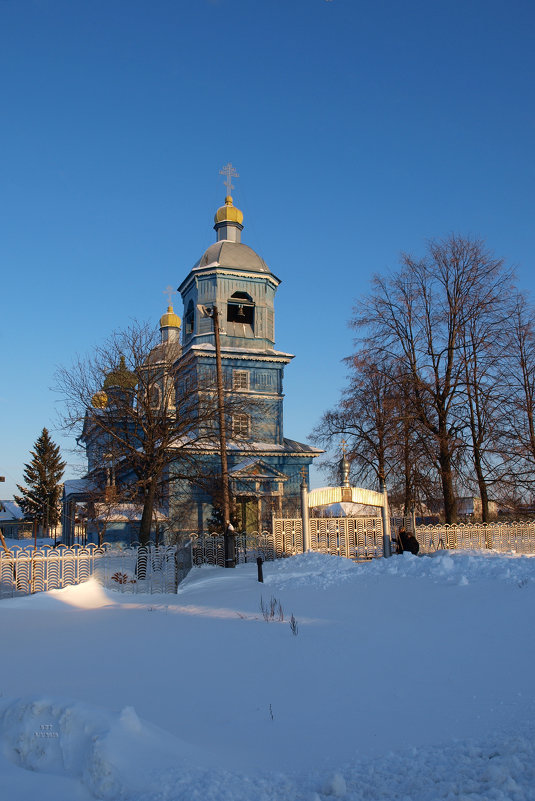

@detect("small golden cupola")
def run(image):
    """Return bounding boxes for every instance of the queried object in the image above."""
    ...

[91,355,136,408]
[103,355,137,391]
[159,303,181,342]
[91,390,108,409]
[214,195,244,243]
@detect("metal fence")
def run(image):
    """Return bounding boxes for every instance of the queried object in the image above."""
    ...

[415,521,535,555]
[5,520,533,599]
[0,542,192,599]
[191,532,275,566]
[273,519,303,556]
[191,518,385,567]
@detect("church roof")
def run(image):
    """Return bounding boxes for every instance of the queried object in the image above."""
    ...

[185,343,294,364]
[145,339,182,365]
[169,435,323,457]
[193,241,271,274]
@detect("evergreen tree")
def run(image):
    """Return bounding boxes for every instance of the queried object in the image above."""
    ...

[15,428,66,534]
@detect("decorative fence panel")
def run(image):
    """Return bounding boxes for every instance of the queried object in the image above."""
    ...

[309,517,384,560]
[0,542,192,599]
[415,522,535,554]
[191,533,275,566]
[273,519,303,557]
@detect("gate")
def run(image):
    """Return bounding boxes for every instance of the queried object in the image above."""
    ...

[309,517,384,560]
[271,516,384,561]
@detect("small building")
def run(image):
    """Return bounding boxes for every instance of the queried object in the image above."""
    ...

[457,496,499,519]
[0,500,31,539]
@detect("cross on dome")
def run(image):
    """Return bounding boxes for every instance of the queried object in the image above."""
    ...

[219,162,239,196]
[163,285,176,306]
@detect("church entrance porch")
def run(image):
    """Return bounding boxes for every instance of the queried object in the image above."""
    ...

[230,459,287,533]
[235,493,282,534]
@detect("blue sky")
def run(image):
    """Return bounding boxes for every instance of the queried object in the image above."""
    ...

[1,0,534,496]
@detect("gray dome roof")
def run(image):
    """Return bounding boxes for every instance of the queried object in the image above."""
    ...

[194,241,270,274]
[145,340,181,366]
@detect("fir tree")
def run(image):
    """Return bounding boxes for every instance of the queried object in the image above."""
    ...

[206,503,240,534]
[14,428,66,534]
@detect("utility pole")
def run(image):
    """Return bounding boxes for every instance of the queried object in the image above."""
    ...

[210,305,235,568]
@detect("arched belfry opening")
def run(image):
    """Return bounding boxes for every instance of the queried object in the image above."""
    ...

[184,300,194,339]
[227,291,254,334]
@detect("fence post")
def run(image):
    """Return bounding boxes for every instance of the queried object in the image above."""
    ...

[380,477,392,558]
[300,473,310,553]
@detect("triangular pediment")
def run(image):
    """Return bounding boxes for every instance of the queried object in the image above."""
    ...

[229,459,289,482]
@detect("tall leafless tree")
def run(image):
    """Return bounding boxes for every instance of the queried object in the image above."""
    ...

[349,235,511,522]
[495,293,535,497]
[55,321,253,544]
[312,352,398,489]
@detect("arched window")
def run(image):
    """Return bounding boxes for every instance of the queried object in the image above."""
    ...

[185,300,194,337]
[227,291,254,327]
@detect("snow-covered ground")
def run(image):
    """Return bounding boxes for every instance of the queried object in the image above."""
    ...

[1,550,534,800]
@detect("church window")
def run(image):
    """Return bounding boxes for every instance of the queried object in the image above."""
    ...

[232,413,250,438]
[185,301,194,337]
[149,385,161,409]
[233,370,249,390]
[227,291,254,326]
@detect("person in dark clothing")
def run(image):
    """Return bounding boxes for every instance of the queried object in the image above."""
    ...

[397,526,420,555]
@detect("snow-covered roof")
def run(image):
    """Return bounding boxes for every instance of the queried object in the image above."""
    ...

[92,503,167,522]
[168,435,322,456]
[63,479,96,499]
[187,343,294,361]
[0,500,25,521]
[318,501,382,517]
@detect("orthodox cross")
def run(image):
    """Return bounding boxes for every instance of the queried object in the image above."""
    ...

[220,162,239,195]
[340,438,347,457]
[163,285,176,306]
[299,466,308,482]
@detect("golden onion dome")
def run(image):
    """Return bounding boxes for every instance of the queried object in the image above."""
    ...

[214,195,244,225]
[160,304,181,329]
[91,390,108,409]
[103,355,137,390]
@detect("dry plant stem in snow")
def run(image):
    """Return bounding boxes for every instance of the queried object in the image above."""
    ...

[260,595,284,622]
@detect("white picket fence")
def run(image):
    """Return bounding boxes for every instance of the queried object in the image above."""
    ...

[415,522,535,555]
[0,542,191,598]
[4,521,533,599]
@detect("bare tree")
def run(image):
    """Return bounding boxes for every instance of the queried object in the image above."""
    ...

[55,321,253,544]
[456,300,511,521]
[352,235,511,522]
[312,351,436,515]
[496,293,535,496]
[312,351,398,489]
